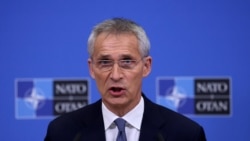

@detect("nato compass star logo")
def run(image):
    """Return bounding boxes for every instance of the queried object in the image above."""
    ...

[156,78,193,114]
[165,86,187,108]
[24,88,46,110]
[165,86,187,109]
[16,78,90,119]
[157,77,231,116]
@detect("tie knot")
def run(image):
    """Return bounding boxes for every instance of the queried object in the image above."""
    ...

[114,118,126,132]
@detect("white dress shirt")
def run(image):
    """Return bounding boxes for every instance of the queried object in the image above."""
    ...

[102,96,144,141]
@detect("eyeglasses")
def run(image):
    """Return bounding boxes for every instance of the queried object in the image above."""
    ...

[92,58,144,72]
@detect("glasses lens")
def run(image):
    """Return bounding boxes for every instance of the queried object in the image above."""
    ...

[94,58,143,71]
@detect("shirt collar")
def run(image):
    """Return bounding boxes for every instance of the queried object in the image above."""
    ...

[102,96,144,130]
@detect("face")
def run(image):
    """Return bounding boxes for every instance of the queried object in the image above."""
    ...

[88,33,152,115]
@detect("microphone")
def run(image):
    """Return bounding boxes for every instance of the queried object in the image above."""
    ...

[73,132,82,141]
[157,132,165,141]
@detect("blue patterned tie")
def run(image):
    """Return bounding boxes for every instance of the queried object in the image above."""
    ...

[114,118,127,141]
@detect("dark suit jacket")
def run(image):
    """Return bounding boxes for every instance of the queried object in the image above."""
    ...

[44,95,206,141]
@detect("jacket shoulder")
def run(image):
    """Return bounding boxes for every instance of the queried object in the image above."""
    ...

[44,100,102,141]
[51,99,101,125]
[142,96,206,140]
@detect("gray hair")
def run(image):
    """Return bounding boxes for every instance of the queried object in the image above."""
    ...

[87,18,150,57]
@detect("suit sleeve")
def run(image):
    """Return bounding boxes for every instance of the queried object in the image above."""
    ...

[44,122,52,141]
[197,126,206,141]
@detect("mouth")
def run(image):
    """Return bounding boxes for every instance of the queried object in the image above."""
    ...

[109,86,125,96]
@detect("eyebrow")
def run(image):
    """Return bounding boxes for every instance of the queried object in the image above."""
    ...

[96,55,111,60]
[95,53,136,61]
[120,54,133,59]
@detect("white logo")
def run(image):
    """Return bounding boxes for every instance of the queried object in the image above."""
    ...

[24,88,45,110]
[165,86,187,108]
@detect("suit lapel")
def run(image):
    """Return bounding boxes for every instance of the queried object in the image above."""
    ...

[139,96,167,141]
[79,100,106,141]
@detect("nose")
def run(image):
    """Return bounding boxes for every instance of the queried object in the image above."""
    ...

[110,63,122,81]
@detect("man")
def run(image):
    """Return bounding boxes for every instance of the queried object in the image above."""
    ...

[44,18,206,141]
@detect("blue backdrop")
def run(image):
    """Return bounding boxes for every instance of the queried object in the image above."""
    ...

[0,0,250,140]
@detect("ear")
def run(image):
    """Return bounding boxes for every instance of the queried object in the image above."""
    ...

[142,56,152,77]
[88,58,95,79]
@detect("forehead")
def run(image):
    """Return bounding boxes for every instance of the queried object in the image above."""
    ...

[93,33,141,59]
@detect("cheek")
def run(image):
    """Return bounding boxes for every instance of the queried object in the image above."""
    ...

[93,71,108,87]
[94,73,105,84]
[126,71,144,85]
